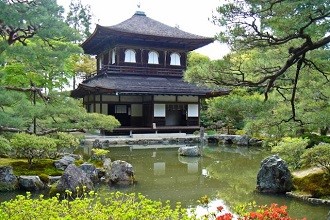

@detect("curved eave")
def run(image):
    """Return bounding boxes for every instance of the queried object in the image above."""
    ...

[71,84,115,98]
[81,25,214,55]
[71,83,229,99]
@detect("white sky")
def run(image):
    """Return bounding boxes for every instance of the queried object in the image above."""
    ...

[57,0,230,60]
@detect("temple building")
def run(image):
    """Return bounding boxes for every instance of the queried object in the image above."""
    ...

[71,11,228,134]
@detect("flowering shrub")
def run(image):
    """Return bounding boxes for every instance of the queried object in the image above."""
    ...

[0,191,307,220]
[243,203,296,220]
[198,196,306,220]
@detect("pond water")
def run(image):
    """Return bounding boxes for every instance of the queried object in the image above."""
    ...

[97,144,329,220]
[1,144,329,219]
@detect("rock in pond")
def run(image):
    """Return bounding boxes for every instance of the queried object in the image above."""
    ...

[51,164,93,197]
[54,155,75,170]
[256,155,293,193]
[109,160,135,186]
[178,145,201,157]
[79,163,99,183]
[19,176,45,191]
[0,166,19,191]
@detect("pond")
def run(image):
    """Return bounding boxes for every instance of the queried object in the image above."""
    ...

[1,144,329,219]
[97,144,329,220]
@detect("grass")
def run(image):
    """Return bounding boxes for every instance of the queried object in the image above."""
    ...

[0,158,63,176]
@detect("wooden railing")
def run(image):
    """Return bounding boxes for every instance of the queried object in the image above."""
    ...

[103,65,183,76]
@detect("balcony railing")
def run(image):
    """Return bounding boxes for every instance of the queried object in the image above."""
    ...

[103,65,184,76]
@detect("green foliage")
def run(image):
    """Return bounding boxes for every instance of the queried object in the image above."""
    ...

[0,191,190,220]
[0,159,62,176]
[185,1,330,137]
[0,136,11,156]
[10,133,57,165]
[91,148,109,157]
[204,89,269,133]
[82,113,121,131]
[187,52,210,67]
[0,0,80,54]
[53,132,80,152]
[66,0,92,40]
[38,173,50,184]
[302,133,330,147]
[300,143,330,174]
[293,172,330,198]
[271,137,309,169]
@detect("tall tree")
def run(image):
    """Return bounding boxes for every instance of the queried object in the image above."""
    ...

[65,0,93,89]
[186,0,330,135]
[66,0,92,40]
[0,0,120,135]
[0,0,79,54]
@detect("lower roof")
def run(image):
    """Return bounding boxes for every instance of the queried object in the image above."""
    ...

[71,73,228,98]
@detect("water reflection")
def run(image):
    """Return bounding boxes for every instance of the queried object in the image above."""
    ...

[1,144,329,220]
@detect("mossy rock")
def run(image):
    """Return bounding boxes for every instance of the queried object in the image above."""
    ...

[0,182,18,191]
[49,182,59,197]
[293,172,330,198]
[38,173,50,184]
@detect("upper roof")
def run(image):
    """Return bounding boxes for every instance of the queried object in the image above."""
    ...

[82,11,214,55]
[71,73,228,98]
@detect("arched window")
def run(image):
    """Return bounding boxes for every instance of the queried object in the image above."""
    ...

[170,52,180,66]
[124,49,136,63]
[148,51,159,64]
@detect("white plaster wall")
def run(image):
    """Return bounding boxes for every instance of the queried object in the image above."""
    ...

[154,95,176,102]
[102,95,119,102]
[177,96,198,102]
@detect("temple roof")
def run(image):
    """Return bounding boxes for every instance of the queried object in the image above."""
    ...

[71,73,228,98]
[82,11,214,55]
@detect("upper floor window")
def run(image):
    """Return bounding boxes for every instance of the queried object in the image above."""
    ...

[170,52,180,66]
[124,49,136,63]
[98,54,104,69]
[111,50,116,64]
[148,51,159,64]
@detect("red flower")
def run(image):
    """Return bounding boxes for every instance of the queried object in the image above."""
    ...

[216,213,233,220]
[217,206,224,212]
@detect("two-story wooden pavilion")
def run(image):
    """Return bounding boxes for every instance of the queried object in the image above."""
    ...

[71,11,228,134]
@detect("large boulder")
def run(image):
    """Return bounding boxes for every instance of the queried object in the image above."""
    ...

[256,155,293,193]
[19,176,45,191]
[79,163,99,183]
[178,146,201,157]
[51,164,93,196]
[54,155,75,170]
[109,160,135,186]
[0,166,19,191]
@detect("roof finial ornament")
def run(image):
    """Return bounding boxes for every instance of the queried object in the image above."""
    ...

[135,0,146,16]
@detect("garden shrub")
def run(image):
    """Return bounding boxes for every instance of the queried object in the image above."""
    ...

[293,172,330,198]
[0,136,11,156]
[10,133,57,166]
[300,143,330,175]
[0,191,190,220]
[53,132,80,151]
[302,133,330,147]
[271,137,309,169]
